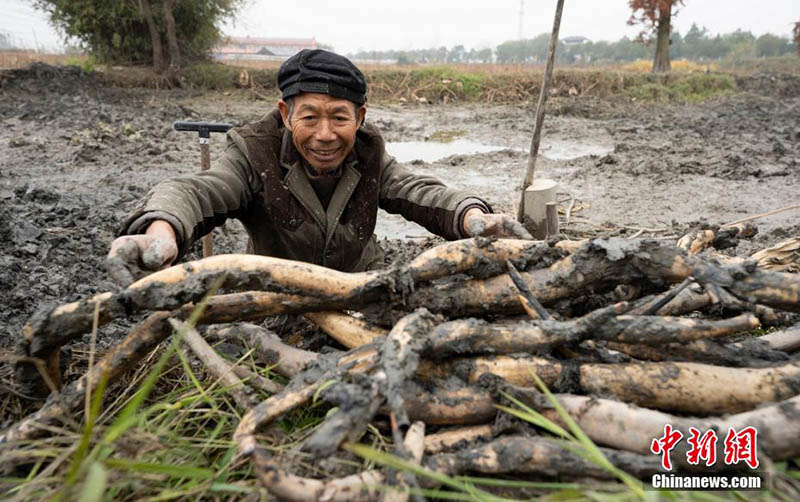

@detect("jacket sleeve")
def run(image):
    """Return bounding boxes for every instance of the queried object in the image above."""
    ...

[378,152,491,240]
[119,132,262,258]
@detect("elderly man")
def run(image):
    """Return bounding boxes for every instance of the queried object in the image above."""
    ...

[107,50,529,285]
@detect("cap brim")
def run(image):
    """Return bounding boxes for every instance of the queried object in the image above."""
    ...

[282,81,365,105]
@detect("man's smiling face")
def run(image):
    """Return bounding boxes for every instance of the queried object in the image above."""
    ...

[278,92,366,174]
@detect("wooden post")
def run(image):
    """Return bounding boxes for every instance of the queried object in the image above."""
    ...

[516,0,566,223]
[200,140,213,258]
[545,202,559,237]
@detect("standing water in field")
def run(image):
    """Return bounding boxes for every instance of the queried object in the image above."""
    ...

[378,137,613,239]
[386,139,523,163]
[386,138,612,163]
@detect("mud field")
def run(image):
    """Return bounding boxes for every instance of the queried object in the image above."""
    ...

[1,63,799,352]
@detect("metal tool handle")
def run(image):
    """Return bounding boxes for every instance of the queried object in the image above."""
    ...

[173,120,232,258]
[173,121,233,133]
[174,121,232,142]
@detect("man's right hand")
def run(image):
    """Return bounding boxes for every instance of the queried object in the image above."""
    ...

[106,220,178,287]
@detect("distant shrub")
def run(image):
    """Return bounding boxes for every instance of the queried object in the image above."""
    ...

[64,55,95,73]
[625,73,736,102]
[181,63,238,89]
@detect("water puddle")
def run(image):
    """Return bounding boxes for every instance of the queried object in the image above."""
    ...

[375,210,433,239]
[386,139,612,163]
[375,137,613,239]
[386,140,520,163]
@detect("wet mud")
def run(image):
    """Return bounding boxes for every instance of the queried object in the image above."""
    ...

[2,64,800,349]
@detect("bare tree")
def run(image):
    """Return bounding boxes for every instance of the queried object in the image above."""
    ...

[138,0,163,71]
[163,0,181,81]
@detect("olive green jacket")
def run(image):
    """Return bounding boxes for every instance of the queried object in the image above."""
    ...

[121,109,489,271]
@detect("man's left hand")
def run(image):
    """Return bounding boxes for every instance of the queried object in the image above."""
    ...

[463,208,533,240]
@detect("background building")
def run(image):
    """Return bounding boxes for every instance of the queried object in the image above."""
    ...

[214,36,318,61]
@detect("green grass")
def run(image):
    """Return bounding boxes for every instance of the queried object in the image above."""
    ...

[64,55,95,73]
[624,73,737,102]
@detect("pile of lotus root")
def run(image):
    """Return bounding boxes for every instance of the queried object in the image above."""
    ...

[5,227,800,501]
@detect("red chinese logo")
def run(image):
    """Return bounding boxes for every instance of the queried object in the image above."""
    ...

[651,425,759,470]
[686,427,717,466]
[651,424,684,470]
[724,426,759,469]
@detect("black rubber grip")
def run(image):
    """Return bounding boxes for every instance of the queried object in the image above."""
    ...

[173,121,233,134]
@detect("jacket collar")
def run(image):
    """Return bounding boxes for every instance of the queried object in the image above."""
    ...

[279,129,360,234]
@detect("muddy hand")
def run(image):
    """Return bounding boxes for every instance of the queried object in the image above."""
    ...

[463,209,533,240]
[106,221,178,286]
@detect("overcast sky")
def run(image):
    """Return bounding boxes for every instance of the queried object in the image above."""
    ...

[3,0,799,54]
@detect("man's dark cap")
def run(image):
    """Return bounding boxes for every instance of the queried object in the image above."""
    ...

[278,49,367,105]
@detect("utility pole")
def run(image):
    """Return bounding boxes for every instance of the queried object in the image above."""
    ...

[518,0,524,40]
[516,0,566,226]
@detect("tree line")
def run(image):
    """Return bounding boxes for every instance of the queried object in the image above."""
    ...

[348,25,798,65]
[28,0,800,76]
[32,0,242,82]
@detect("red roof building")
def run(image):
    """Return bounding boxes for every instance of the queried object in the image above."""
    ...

[214,36,318,60]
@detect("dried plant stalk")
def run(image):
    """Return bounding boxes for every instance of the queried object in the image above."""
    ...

[171,319,257,409]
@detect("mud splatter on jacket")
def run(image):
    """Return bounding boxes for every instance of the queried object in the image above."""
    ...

[121,109,489,272]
